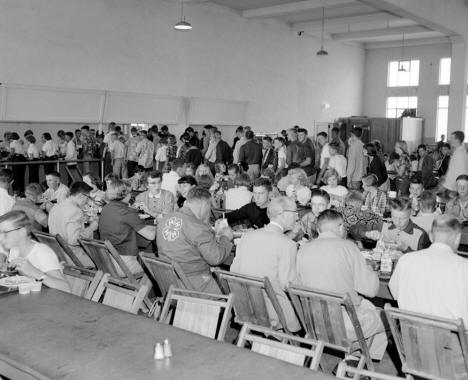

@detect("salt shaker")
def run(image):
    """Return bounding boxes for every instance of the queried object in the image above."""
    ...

[163,339,172,358]
[154,342,164,360]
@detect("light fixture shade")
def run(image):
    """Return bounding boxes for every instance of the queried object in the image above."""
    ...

[316,7,328,56]
[317,48,328,56]
[174,20,192,30]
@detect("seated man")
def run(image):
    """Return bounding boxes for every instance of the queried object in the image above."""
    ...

[366,198,431,253]
[41,171,69,212]
[176,175,197,209]
[99,179,156,274]
[13,183,48,231]
[298,188,330,240]
[410,190,439,235]
[445,175,468,222]
[157,187,233,293]
[231,196,300,332]
[226,177,271,229]
[296,209,387,360]
[134,170,175,220]
[389,216,468,379]
[48,181,98,267]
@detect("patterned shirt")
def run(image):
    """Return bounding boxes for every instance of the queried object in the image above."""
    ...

[363,190,387,215]
[135,138,155,169]
[81,134,96,156]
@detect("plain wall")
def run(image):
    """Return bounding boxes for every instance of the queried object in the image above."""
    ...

[0,0,364,138]
[363,43,452,143]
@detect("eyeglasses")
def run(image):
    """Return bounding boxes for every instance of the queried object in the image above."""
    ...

[0,227,23,235]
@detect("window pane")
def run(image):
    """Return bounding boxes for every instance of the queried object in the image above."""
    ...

[386,108,396,118]
[438,95,449,108]
[388,62,398,87]
[387,60,419,87]
[387,97,397,108]
[386,96,418,118]
[439,58,451,85]
[408,96,418,109]
[437,108,448,139]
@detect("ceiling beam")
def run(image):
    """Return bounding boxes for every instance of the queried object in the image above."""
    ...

[365,36,451,49]
[291,11,400,31]
[331,25,429,41]
[242,0,354,19]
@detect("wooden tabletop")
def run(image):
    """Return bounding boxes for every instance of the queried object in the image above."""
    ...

[0,289,333,380]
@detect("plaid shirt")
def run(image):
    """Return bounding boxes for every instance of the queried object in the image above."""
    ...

[81,134,96,155]
[167,144,177,162]
[363,189,387,215]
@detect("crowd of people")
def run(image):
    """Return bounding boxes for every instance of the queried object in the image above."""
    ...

[1,122,468,373]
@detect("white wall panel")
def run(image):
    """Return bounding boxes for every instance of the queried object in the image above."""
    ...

[188,98,248,125]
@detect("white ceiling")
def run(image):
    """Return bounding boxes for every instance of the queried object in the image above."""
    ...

[204,0,453,46]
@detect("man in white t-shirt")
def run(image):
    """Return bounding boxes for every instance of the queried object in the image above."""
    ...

[41,172,70,212]
[316,132,330,185]
[0,169,15,216]
[328,142,347,185]
[162,159,185,197]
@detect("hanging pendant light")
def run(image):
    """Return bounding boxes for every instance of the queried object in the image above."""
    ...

[316,7,328,56]
[398,33,407,71]
[174,0,192,31]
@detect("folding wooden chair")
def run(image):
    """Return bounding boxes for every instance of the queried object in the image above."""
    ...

[385,305,468,380]
[65,165,82,183]
[92,273,150,314]
[336,364,405,380]
[288,285,375,376]
[237,323,323,370]
[139,252,193,318]
[78,238,138,282]
[212,268,293,334]
[33,231,83,267]
[158,285,233,341]
[63,264,104,299]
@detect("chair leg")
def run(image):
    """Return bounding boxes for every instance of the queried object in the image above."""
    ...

[310,341,324,371]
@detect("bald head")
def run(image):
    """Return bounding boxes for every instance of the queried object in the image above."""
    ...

[430,215,462,252]
[267,196,297,231]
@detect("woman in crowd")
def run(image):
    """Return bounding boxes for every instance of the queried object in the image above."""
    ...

[225,173,252,211]
[0,210,70,292]
[321,168,348,207]
[195,163,214,183]
[285,167,311,206]
[362,174,388,215]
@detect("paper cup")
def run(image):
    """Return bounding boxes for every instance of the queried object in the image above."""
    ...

[361,205,368,211]
[388,191,397,199]
[31,282,42,292]
[18,283,31,295]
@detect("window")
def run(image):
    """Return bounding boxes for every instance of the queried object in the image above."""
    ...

[436,96,449,140]
[439,58,451,85]
[386,96,418,118]
[465,95,468,135]
[387,60,420,87]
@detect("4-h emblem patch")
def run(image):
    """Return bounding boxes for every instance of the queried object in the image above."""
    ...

[162,216,182,242]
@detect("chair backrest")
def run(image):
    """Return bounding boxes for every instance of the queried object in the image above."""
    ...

[91,273,149,314]
[139,252,193,297]
[33,231,82,266]
[65,166,82,182]
[237,323,324,370]
[385,305,468,380]
[212,268,290,333]
[159,285,233,341]
[78,238,136,282]
[288,285,373,370]
[63,264,103,299]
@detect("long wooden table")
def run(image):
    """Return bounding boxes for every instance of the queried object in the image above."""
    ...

[0,289,333,380]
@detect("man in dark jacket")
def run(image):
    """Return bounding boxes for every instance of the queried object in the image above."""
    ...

[214,130,232,166]
[417,144,436,189]
[239,131,262,180]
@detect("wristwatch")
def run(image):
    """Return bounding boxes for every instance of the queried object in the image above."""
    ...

[36,273,46,282]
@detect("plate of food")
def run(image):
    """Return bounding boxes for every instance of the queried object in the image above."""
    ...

[0,275,35,288]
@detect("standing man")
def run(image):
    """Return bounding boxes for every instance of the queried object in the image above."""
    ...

[316,132,330,185]
[204,127,218,173]
[261,136,276,171]
[126,127,139,178]
[331,126,346,155]
[346,127,366,190]
[109,132,125,178]
[80,125,97,174]
[297,128,316,184]
[438,143,451,177]
[296,209,387,360]
[444,131,468,194]
[232,196,301,332]
[135,130,155,172]
[233,126,247,164]
[417,144,436,189]
[214,130,232,167]
[0,169,15,216]
[286,128,300,167]
[239,131,262,180]
[201,125,214,157]
[157,187,233,293]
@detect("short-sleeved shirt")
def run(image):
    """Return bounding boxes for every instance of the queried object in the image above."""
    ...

[42,140,58,157]
[320,143,331,169]
[27,144,40,159]
[9,140,26,156]
[99,201,147,256]
[8,242,62,273]
[135,139,155,169]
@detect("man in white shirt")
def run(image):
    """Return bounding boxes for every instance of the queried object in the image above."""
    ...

[410,191,439,236]
[41,172,70,212]
[328,142,347,185]
[390,215,468,325]
[296,209,387,360]
[346,127,366,190]
[109,132,125,177]
[161,159,185,197]
[48,181,97,266]
[232,196,300,332]
[134,130,154,171]
[233,127,247,164]
[316,132,330,185]
[444,131,468,193]
[103,122,116,145]
[0,169,15,216]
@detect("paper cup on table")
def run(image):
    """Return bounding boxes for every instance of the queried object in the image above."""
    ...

[31,282,42,292]
[18,283,32,295]
[388,191,397,199]
[361,205,368,211]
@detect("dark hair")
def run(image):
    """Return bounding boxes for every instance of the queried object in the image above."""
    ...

[161,125,168,132]
[420,191,436,211]
[57,130,65,138]
[297,128,308,135]
[147,170,163,181]
[186,136,197,147]
[10,132,19,140]
[172,159,185,170]
[130,127,137,133]
[204,125,214,131]
[227,164,239,174]
[317,132,327,138]
[389,152,400,164]
[262,136,272,142]
[236,126,244,133]
[389,198,411,212]
[185,127,194,133]
[456,174,468,182]
[178,175,198,186]
[197,175,213,190]
[365,143,377,156]
[252,177,272,192]
[410,177,423,186]
[0,169,13,185]
[351,127,362,138]
[245,131,254,140]
[288,162,300,170]
[310,188,331,203]
[214,130,222,136]
[24,130,33,137]
[274,136,285,145]
[70,181,93,196]
[331,127,340,134]
[317,209,343,231]
[65,132,74,139]
[42,133,52,141]
[26,135,36,144]
[186,187,211,202]
[432,215,462,235]
[442,143,451,149]
[45,171,61,179]
[81,125,90,131]
[417,144,427,151]
[452,131,465,143]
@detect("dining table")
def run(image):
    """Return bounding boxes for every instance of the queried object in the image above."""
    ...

[0,289,335,380]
